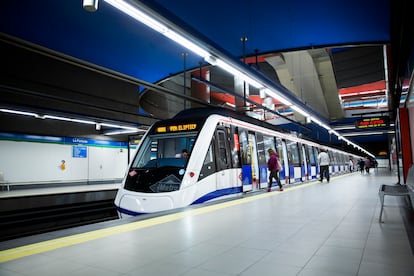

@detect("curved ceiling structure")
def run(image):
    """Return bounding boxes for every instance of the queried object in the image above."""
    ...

[1,0,413,156]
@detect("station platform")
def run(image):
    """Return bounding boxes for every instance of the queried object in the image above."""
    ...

[1,169,413,276]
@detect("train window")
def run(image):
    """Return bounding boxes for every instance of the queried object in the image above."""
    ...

[230,126,240,168]
[263,135,274,151]
[216,129,230,170]
[275,138,284,165]
[239,129,251,164]
[327,150,335,165]
[286,140,300,166]
[131,133,196,169]
[199,143,216,180]
[313,147,320,163]
[307,145,316,165]
[256,133,266,166]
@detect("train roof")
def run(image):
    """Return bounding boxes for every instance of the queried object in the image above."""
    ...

[172,107,362,157]
[173,106,289,132]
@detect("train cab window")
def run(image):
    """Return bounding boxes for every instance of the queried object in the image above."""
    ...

[199,143,216,180]
[131,133,196,169]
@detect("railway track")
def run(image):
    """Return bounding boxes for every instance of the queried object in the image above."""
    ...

[0,197,118,241]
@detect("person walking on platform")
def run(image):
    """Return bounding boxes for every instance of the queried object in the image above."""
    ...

[364,157,371,174]
[267,148,283,192]
[358,158,365,174]
[318,149,330,182]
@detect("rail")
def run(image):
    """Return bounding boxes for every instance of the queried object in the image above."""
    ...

[0,199,119,241]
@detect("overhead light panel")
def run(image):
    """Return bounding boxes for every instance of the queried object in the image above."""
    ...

[104,0,168,33]
[43,115,96,125]
[104,0,209,58]
[262,88,292,106]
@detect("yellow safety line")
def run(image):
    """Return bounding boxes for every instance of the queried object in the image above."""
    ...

[0,178,327,263]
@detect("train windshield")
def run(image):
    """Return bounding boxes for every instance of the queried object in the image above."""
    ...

[124,132,197,193]
[132,132,196,169]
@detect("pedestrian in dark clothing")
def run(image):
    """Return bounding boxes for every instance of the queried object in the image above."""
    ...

[359,159,365,174]
[365,158,371,174]
[267,148,283,192]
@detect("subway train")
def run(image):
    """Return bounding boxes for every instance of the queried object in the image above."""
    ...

[115,107,362,217]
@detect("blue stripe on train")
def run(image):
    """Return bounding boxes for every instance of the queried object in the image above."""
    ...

[117,186,244,216]
[191,186,243,204]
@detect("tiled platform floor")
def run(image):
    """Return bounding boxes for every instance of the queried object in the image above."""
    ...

[1,168,413,275]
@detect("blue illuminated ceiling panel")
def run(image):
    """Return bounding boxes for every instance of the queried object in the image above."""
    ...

[0,0,390,84]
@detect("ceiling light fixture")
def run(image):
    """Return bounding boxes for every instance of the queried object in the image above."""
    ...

[43,115,96,125]
[0,108,143,133]
[104,129,141,135]
[83,0,99,12]
[0,108,39,118]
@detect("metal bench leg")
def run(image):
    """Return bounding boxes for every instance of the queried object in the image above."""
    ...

[379,192,385,223]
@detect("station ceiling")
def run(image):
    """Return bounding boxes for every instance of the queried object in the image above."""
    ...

[0,0,412,155]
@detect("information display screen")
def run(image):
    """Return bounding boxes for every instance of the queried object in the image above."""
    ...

[355,117,389,129]
[155,123,198,133]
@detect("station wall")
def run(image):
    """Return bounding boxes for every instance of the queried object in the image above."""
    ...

[0,134,133,186]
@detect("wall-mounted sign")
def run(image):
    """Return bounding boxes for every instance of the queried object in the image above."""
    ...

[355,116,389,129]
[72,145,87,158]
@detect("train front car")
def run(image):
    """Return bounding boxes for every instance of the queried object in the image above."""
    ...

[115,118,203,217]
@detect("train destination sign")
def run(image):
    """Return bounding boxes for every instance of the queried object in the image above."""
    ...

[355,116,389,129]
[156,123,198,133]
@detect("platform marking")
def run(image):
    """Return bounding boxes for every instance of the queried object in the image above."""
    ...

[0,177,347,263]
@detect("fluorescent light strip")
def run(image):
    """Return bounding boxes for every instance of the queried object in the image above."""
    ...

[43,115,96,125]
[104,129,140,135]
[100,122,137,130]
[104,0,168,33]
[105,0,265,89]
[163,30,209,57]
[0,108,39,118]
[310,116,331,131]
[102,0,377,157]
[0,108,142,132]
[290,105,309,117]
[104,0,209,58]
[214,59,263,88]
[262,88,292,106]
[342,131,395,137]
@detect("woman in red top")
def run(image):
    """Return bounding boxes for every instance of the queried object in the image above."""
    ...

[267,148,283,192]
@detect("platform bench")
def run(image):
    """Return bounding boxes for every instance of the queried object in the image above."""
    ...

[378,165,414,223]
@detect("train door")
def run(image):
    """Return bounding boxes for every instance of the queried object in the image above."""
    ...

[313,147,320,179]
[327,150,335,176]
[277,138,288,184]
[214,127,232,191]
[307,145,317,179]
[300,143,309,181]
[248,132,260,190]
[286,140,301,183]
[239,129,253,192]
[256,133,268,189]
